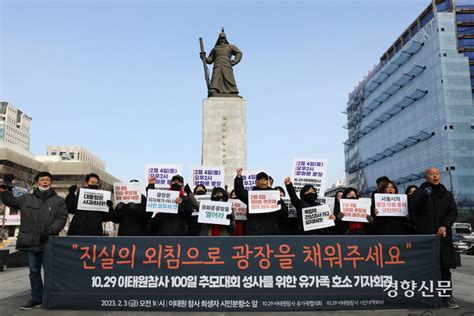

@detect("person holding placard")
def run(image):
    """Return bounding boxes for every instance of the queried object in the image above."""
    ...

[230,189,246,236]
[184,184,207,236]
[148,175,193,236]
[284,177,335,235]
[409,167,458,309]
[109,180,152,236]
[372,181,411,235]
[234,168,288,235]
[274,186,298,235]
[0,172,68,310]
[199,187,235,236]
[66,173,113,236]
[336,187,374,235]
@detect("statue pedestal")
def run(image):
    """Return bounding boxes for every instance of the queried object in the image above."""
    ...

[202,97,247,190]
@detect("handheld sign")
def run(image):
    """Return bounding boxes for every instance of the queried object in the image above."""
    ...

[198,200,232,226]
[191,166,225,193]
[374,194,408,217]
[145,164,182,189]
[340,198,371,223]
[316,196,336,213]
[146,189,179,214]
[282,197,298,218]
[302,204,335,231]
[229,198,247,221]
[192,195,212,216]
[291,158,328,195]
[113,182,141,204]
[78,189,111,212]
[248,190,281,214]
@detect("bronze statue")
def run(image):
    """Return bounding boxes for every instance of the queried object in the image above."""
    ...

[199,28,242,97]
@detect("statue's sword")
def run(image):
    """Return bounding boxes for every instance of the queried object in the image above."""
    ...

[199,37,211,91]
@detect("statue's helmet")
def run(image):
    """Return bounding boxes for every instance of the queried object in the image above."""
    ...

[215,27,229,46]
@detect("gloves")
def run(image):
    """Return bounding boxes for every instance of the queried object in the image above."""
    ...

[1,173,14,191]
[226,213,234,221]
[366,215,374,223]
[39,230,50,243]
[106,200,113,208]
[184,184,192,196]
[336,212,345,220]
[68,185,78,194]
[3,174,14,183]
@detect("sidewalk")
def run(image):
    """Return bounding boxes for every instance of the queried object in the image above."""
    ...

[1,255,473,315]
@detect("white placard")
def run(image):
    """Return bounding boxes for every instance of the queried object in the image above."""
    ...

[374,194,408,217]
[282,197,298,218]
[316,196,336,213]
[113,182,142,204]
[302,204,335,231]
[248,190,281,214]
[230,198,247,221]
[192,195,212,216]
[145,164,182,189]
[291,158,328,195]
[146,189,179,214]
[198,200,232,225]
[340,198,372,223]
[191,166,225,193]
[77,188,112,212]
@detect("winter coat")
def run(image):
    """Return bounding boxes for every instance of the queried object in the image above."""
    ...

[147,184,193,236]
[285,183,334,235]
[409,182,458,269]
[371,192,411,235]
[109,195,151,236]
[2,188,68,252]
[66,189,112,236]
[234,176,288,235]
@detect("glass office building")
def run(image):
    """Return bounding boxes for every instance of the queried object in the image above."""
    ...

[344,0,474,201]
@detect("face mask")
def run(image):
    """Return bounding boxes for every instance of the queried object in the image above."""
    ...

[212,195,226,202]
[88,185,99,190]
[195,190,206,195]
[303,192,317,202]
[38,186,50,192]
[347,196,358,200]
[170,183,182,191]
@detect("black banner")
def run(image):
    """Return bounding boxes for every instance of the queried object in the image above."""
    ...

[43,235,442,311]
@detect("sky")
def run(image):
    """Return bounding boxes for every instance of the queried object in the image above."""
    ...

[0,0,431,189]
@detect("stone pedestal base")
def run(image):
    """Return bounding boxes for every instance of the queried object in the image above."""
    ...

[202,97,247,190]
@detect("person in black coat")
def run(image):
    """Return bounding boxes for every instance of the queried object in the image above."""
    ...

[1,172,68,310]
[147,175,193,236]
[409,167,459,309]
[336,187,374,235]
[185,184,207,236]
[109,180,152,236]
[372,181,411,235]
[234,168,288,235]
[66,173,112,236]
[284,177,335,235]
[274,185,298,235]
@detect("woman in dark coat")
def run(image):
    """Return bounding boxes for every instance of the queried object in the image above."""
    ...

[372,181,410,235]
[284,177,335,235]
[336,187,374,235]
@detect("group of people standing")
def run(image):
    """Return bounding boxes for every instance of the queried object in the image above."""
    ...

[0,166,459,309]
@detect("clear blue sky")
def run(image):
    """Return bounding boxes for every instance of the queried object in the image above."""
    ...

[0,0,430,188]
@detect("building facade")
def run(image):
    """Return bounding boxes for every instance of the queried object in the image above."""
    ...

[46,145,106,170]
[344,0,474,201]
[0,102,31,150]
